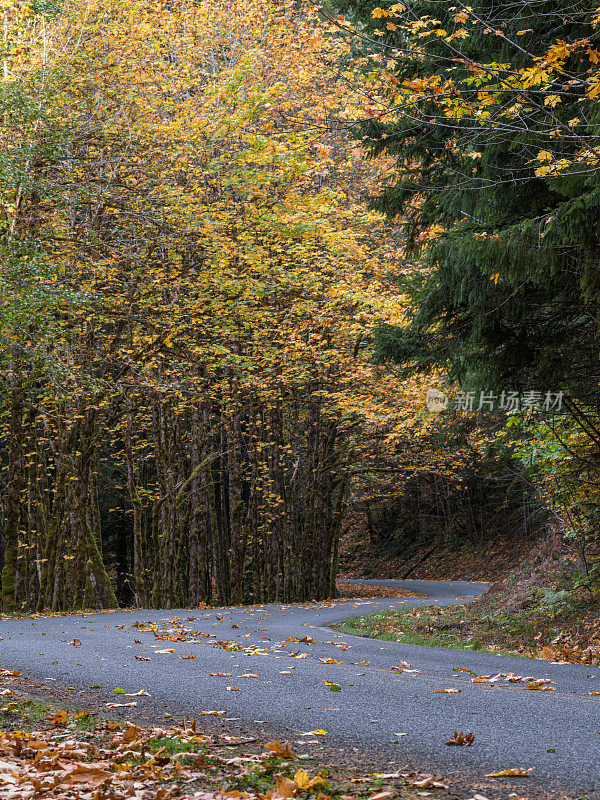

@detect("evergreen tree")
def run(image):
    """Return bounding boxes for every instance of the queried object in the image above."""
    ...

[339,0,600,408]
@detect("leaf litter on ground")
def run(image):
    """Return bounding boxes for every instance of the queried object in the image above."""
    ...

[0,693,467,800]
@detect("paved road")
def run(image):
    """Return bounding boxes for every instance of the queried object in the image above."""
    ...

[0,579,599,796]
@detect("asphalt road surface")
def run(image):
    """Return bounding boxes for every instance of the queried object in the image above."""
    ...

[1,579,599,796]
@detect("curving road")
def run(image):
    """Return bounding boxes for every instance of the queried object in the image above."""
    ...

[0,579,599,796]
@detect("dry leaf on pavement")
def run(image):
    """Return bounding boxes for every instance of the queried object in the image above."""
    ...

[487,768,533,777]
[445,730,474,746]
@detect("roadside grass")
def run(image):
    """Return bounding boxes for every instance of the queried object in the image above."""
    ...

[146,735,205,754]
[334,603,552,658]
[334,586,600,664]
[0,695,100,731]
[334,606,523,657]
[0,697,58,729]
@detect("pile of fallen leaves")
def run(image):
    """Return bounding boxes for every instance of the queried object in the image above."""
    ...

[0,700,463,800]
[0,716,216,798]
[535,614,600,664]
[335,583,422,600]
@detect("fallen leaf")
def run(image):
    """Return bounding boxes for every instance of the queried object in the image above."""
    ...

[181,654,196,659]
[120,723,142,744]
[524,679,556,691]
[105,701,137,708]
[61,762,112,786]
[409,778,449,789]
[156,648,176,653]
[294,769,326,790]
[487,768,533,777]
[445,730,474,746]
[434,688,461,693]
[263,741,296,758]
[52,711,68,725]
[275,774,298,798]
[68,639,81,646]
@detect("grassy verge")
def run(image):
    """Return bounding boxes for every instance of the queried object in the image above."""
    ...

[334,591,600,664]
[334,605,525,657]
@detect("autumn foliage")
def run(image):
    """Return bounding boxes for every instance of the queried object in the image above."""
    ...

[0,0,425,609]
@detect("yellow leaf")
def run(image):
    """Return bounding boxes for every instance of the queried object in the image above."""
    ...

[543,95,561,108]
[264,741,296,758]
[486,768,533,777]
[294,769,310,789]
[294,770,327,790]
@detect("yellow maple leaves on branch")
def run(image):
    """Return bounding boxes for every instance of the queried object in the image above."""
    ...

[360,3,600,177]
